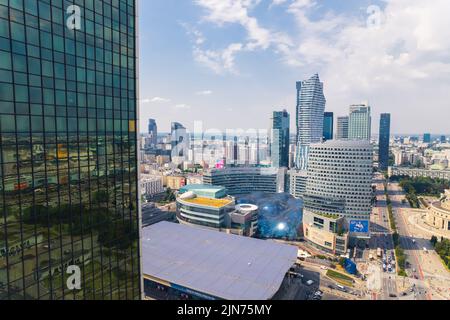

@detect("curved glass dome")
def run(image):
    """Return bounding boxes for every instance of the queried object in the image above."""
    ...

[236,192,303,240]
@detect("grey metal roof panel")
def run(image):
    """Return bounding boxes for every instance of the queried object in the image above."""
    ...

[142,221,298,300]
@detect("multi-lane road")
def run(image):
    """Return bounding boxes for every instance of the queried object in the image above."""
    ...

[387,182,431,300]
[370,174,399,300]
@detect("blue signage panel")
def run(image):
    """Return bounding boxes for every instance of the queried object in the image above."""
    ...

[349,220,369,233]
[344,258,357,275]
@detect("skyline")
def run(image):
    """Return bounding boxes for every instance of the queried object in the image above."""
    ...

[139,0,450,134]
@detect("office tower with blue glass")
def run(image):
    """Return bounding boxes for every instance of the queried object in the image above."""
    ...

[378,113,391,170]
[423,133,431,143]
[348,103,371,140]
[0,0,140,299]
[295,74,326,170]
[323,112,334,141]
[148,118,157,146]
[271,110,290,168]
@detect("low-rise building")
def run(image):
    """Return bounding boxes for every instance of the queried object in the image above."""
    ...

[203,167,286,196]
[302,209,348,256]
[389,167,450,180]
[142,222,298,300]
[141,175,164,197]
[287,169,307,199]
[165,176,187,190]
[176,185,259,237]
[426,190,450,236]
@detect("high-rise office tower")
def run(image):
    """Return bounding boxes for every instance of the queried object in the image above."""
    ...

[348,103,372,140]
[423,133,431,143]
[441,135,447,143]
[336,116,349,140]
[148,119,157,146]
[171,122,188,163]
[0,1,140,299]
[295,74,326,169]
[378,114,391,170]
[271,110,290,168]
[323,112,334,141]
[305,140,373,224]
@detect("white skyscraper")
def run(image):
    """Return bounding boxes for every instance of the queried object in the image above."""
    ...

[295,74,326,169]
[348,103,372,140]
[305,140,374,223]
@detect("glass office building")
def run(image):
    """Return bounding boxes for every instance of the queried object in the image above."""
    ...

[323,112,333,141]
[271,110,290,168]
[0,0,141,300]
[378,113,391,170]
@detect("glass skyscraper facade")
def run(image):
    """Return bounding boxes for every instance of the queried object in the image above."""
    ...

[295,74,326,170]
[348,104,371,140]
[271,109,290,168]
[147,118,157,146]
[323,112,333,141]
[0,0,140,300]
[336,116,349,140]
[378,113,391,170]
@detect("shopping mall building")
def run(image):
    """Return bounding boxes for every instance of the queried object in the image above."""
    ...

[176,185,259,237]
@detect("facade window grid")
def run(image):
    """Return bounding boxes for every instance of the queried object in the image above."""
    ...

[0,0,139,300]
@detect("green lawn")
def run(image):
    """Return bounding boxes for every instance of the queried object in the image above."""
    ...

[326,270,354,287]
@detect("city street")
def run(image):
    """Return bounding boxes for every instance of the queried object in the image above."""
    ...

[389,183,450,300]
[369,174,399,300]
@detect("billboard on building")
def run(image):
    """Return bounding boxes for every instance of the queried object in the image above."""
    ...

[349,220,369,233]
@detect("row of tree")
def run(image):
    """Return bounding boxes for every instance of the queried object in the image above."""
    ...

[431,236,450,270]
[393,176,450,197]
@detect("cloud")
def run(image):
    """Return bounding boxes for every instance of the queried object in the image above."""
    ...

[190,0,293,74]
[141,97,171,103]
[193,43,244,74]
[196,90,213,95]
[178,0,450,133]
[180,22,206,45]
[174,104,192,110]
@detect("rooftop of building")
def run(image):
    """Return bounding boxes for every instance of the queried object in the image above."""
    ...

[180,196,234,208]
[311,140,373,148]
[142,222,298,300]
[205,166,283,175]
[179,184,229,201]
[179,184,226,194]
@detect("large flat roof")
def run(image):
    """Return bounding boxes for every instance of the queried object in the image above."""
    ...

[142,222,298,300]
[181,196,234,208]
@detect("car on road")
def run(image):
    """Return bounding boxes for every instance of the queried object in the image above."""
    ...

[336,285,347,292]
[389,294,397,298]
[306,280,314,286]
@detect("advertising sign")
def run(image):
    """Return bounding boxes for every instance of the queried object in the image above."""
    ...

[349,220,369,233]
